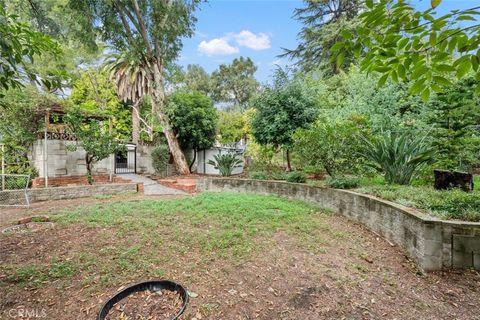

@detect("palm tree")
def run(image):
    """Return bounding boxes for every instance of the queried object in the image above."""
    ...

[104,50,155,144]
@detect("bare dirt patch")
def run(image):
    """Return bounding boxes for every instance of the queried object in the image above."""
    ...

[0,194,479,320]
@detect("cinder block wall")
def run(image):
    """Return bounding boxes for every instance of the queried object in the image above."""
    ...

[197,178,480,271]
[30,139,112,177]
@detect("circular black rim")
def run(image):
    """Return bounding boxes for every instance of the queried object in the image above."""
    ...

[97,280,189,320]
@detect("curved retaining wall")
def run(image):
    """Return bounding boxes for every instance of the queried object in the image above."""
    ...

[197,178,480,271]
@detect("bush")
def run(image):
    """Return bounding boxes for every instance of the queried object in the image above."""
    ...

[249,171,268,180]
[286,171,306,183]
[208,152,243,176]
[361,131,435,185]
[151,144,170,175]
[358,185,480,222]
[271,171,288,181]
[326,176,359,189]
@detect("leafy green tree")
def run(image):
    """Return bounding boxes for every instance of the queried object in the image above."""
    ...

[0,5,62,95]
[69,0,202,175]
[64,108,123,184]
[70,69,131,140]
[281,0,363,74]
[426,77,480,171]
[218,111,250,143]
[180,64,213,95]
[212,57,259,109]
[294,118,367,177]
[332,0,480,101]
[166,91,218,172]
[251,69,317,170]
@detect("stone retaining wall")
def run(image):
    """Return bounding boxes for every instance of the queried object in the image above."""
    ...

[197,178,480,271]
[27,183,141,202]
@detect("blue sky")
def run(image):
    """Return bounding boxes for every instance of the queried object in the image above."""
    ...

[178,0,477,84]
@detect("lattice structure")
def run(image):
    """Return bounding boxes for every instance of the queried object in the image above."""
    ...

[0,174,30,207]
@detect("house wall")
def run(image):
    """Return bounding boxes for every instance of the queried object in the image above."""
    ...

[136,144,156,175]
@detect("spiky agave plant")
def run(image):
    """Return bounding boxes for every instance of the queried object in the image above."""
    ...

[361,131,436,185]
[208,152,243,176]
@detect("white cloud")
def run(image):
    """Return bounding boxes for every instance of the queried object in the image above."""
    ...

[232,30,271,50]
[198,38,239,56]
[271,58,284,66]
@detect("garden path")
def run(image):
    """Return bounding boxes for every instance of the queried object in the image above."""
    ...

[121,174,187,196]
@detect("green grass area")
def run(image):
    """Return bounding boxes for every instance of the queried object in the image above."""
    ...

[3,193,337,291]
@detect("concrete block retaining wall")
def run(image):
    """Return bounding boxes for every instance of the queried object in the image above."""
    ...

[27,183,140,202]
[197,177,480,271]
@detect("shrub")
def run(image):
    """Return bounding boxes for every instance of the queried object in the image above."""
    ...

[361,131,435,185]
[271,171,288,181]
[286,171,306,183]
[249,171,268,180]
[326,176,359,189]
[208,152,243,176]
[151,144,170,175]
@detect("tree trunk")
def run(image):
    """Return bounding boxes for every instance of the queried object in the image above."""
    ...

[189,149,197,173]
[132,101,140,144]
[286,148,292,171]
[85,154,94,185]
[151,62,190,175]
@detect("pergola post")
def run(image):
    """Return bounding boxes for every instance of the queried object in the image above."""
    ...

[44,110,49,188]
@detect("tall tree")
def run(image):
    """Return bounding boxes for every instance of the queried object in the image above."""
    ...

[181,64,212,95]
[251,69,317,171]
[211,57,259,109]
[281,0,362,74]
[332,0,480,101]
[69,0,201,174]
[166,91,218,172]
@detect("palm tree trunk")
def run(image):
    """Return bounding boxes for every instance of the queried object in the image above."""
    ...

[132,102,140,144]
[151,63,189,175]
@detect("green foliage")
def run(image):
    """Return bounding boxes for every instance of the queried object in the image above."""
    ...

[281,0,363,74]
[207,152,243,177]
[218,111,249,143]
[180,64,213,95]
[294,117,368,177]
[151,144,170,176]
[326,176,360,189]
[249,171,268,180]
[426,77,480,171]
[166,91,218,152]
[70,69,131,140]
[0,6,63,94]
[333,0,480,100]
[0,86,58,175]
[251,69,317,156]
[64,108,123,184]
[361,131,436,185]
[212,57,259,109]
[359,184,480,222]
[286,171,307,183]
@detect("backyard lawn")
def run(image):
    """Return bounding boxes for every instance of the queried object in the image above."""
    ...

[1,192,479,319]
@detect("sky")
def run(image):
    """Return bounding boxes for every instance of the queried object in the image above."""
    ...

[178,0,478,84]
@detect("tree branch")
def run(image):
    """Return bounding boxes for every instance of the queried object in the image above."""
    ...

[132,0,152,54]
[112,0,135,45]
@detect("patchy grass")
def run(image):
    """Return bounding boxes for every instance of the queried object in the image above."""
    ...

[1,192,479,319]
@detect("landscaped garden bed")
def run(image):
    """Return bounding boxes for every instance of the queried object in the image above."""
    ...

[1,193,479,319]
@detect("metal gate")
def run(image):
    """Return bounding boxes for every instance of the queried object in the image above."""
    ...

[115,144,136,174]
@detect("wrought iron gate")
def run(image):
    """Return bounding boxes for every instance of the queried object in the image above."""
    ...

[115,144,136,174]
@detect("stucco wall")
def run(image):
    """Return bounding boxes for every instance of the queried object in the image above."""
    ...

[196,148,244,175]
[136,145,155,175]
[197,178,480,271]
